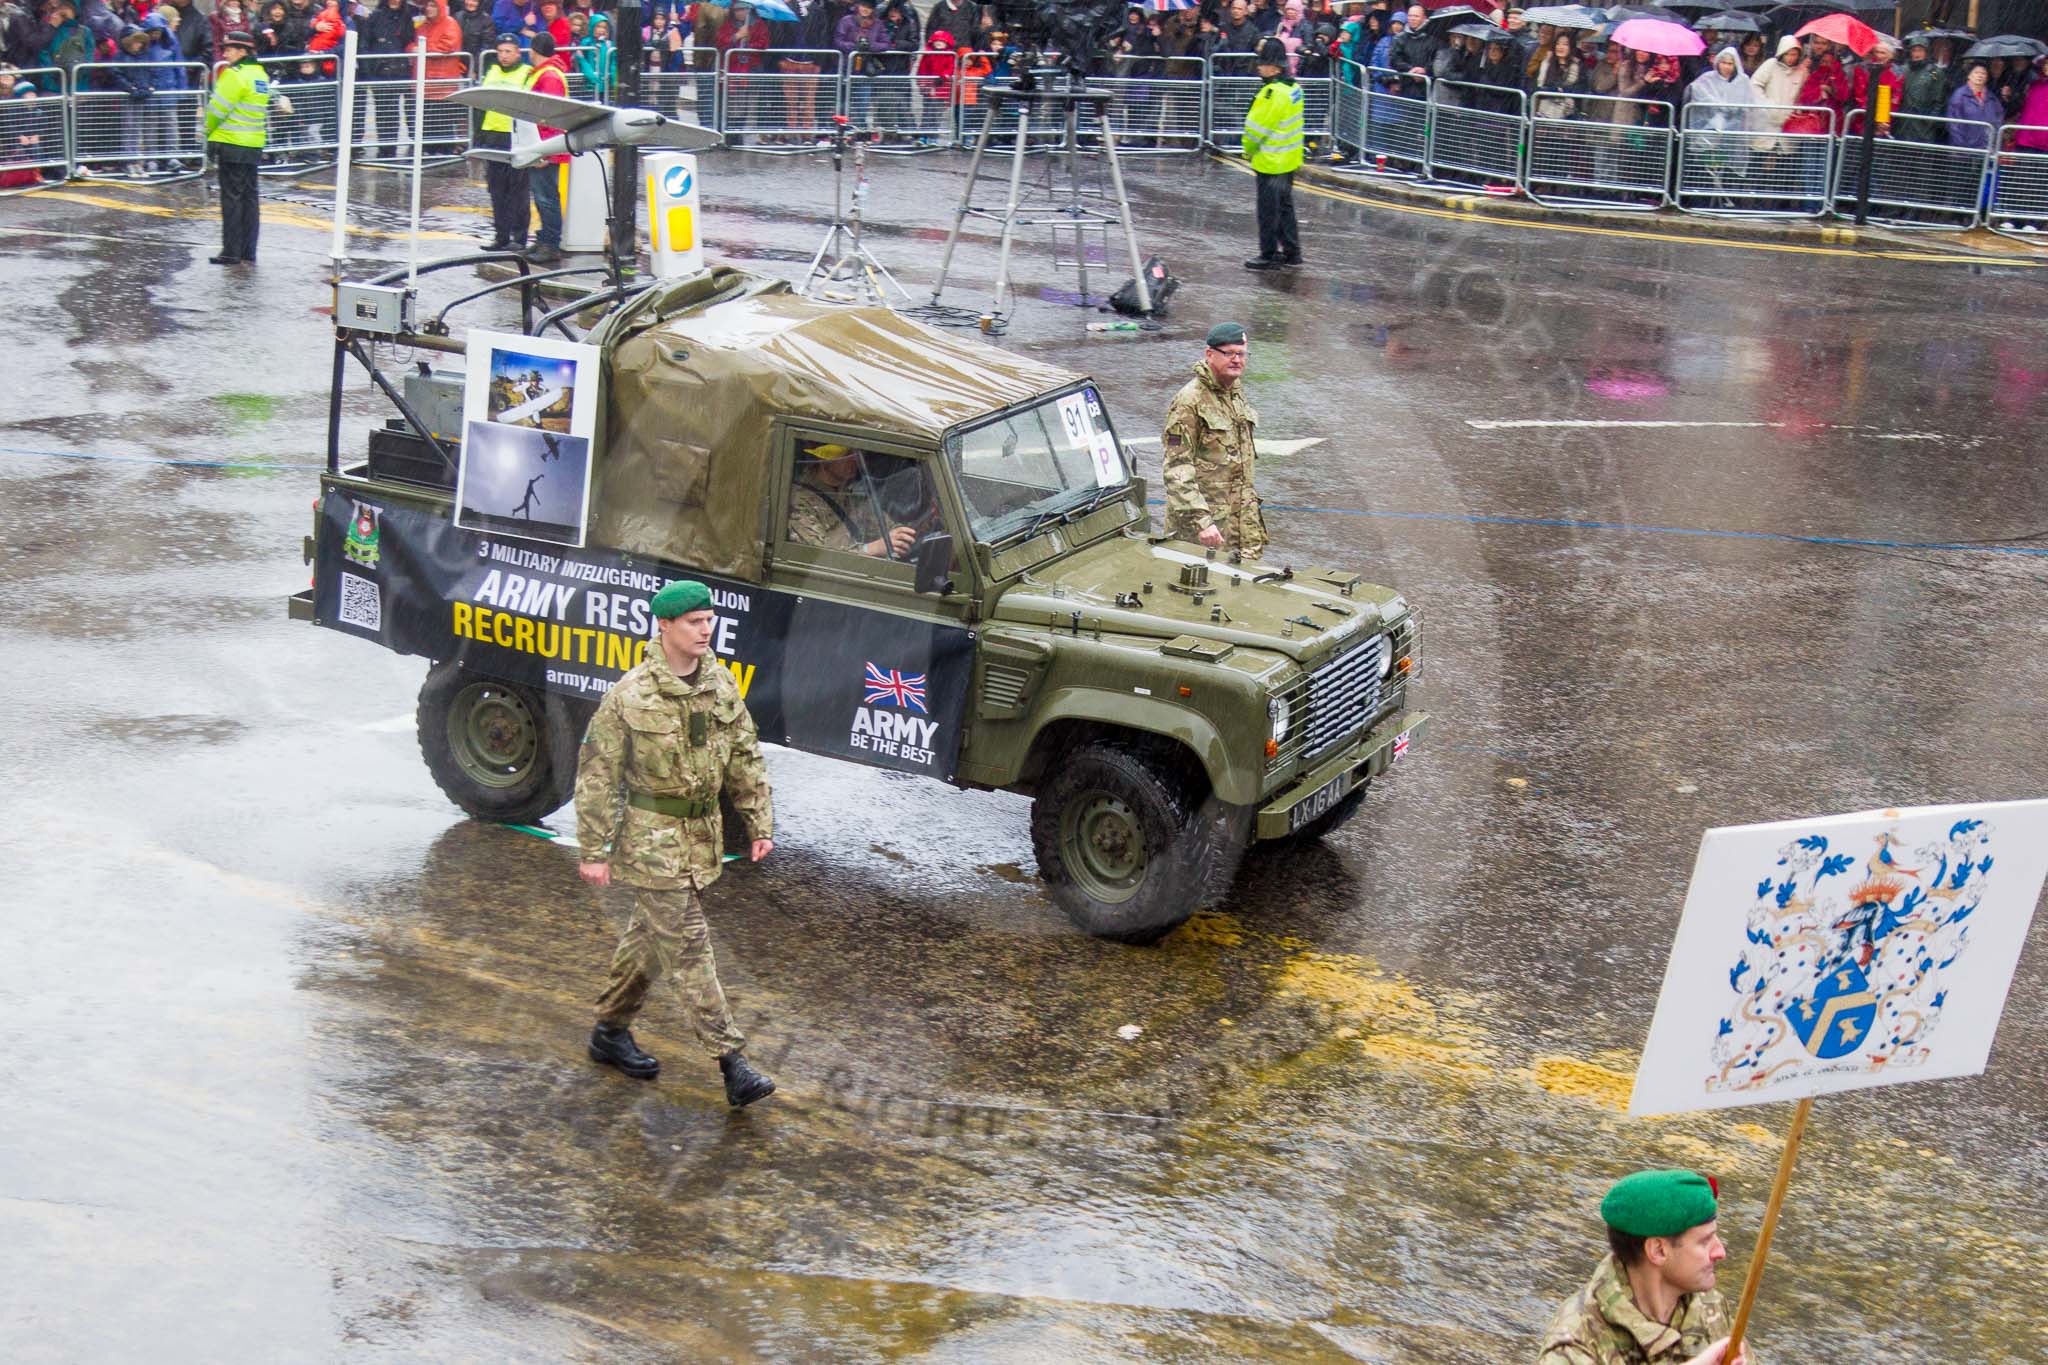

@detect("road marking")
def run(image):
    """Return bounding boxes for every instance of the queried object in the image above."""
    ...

[1216,158,2048,268]
[24,187,473,241]
[1124,436,1325,456]
[1465,419,1945,440]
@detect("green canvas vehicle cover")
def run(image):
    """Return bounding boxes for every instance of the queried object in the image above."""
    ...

[590,268,1078,580]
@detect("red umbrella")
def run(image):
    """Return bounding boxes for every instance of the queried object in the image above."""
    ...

[1796,14,1879,58]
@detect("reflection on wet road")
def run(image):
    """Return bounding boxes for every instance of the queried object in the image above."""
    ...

[1,154,2044,1362]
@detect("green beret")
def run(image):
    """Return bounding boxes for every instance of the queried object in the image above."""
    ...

[1206,322,1248,348]
[649,580,713,618]
[1601,1169,1718,1239]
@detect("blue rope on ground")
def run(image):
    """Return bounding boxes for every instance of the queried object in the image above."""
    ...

[1150,499,2048,560]
[0,444,325,472]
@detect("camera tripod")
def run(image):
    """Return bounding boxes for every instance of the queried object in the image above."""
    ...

[799,116,908,308]
[929,76,1153,330]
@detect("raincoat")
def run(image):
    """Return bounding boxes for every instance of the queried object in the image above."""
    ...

[409,1,468,86]
[916,29,956,103]
[2017,71,2048,152]
[1685,47,1760,134]
[1783,52,1850,136]
[575,17,615,90]
[1944,83,2002,150]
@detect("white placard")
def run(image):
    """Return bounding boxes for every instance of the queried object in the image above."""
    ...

[1629,800,2048,1116]
[454,330,602,548]
[1089,433,1122,487]
[1056,392,1092,447]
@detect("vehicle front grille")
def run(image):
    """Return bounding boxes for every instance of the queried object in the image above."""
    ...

[1266,613,1420,775]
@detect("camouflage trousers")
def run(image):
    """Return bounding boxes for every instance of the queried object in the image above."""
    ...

[593,886,746,1057]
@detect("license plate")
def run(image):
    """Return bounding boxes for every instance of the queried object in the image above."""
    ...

[1288,771,1352,832]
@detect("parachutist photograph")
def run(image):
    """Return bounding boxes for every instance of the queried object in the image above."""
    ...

[6,1,2048,1361]
[454,421,590,545]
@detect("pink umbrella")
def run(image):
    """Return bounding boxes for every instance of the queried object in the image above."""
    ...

[1610,17,1706,57]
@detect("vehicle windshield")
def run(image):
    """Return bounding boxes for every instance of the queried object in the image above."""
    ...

[945,387,1129,544]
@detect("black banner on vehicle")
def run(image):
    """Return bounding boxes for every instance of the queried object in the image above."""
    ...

[313,490,973,780]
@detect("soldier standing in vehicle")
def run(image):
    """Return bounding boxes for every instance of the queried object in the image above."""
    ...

[1242,35,1304,270]
[575,580,779,1107]
[1161,322,1266,561]
[205,30,290,265]
[1540,1169,1752,1365]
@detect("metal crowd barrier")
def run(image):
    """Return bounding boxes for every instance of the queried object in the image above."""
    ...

[716,47,840,146]
[1675,102,1834,218]
[1830,108,1992,230]
[1989,127,2048,241]
[644,67,710,123]
[256,54,342,174]
[68,60,208,181]
[1524,95,1674,211]
[350,51,474,169]
[852,49,957,148]
[1206,57,1330,151]
[1087,67,1207,154]
[1425,79,1524,188]
[559,44,607,101]
[0,66,71,191]
[952,57,1063,152]
[1354,65,1428,175]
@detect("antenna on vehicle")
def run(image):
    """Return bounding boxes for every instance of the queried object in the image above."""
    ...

[407,40,427,291]
[328,27,358,279]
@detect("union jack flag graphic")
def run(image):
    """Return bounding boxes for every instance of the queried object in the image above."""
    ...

[1392,733,1410,760]
[863,662,928,713]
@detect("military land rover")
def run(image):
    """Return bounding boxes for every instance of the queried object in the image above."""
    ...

[293,263,1426,943]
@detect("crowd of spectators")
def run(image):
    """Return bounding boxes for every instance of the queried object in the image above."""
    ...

[3,0,2044,186]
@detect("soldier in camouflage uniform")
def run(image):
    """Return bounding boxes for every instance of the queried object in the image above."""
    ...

[576,579,779,1106]
[787,443,917,559]
[1540,1169,1753,1365]
[1161,321,1267,561]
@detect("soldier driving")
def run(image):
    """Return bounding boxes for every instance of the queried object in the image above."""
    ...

[1540,1169,1753,1365]
[575,580,778,1107]
[1161,322,1266,561]
[787,442,918,558]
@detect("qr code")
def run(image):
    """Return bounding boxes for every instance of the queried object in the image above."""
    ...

[338,571,382,632]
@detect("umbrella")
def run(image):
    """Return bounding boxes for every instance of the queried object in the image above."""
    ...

[1902,28,1974,47]
[1610,17,1704,56]
[745,0,799,17]
[1421,5,1485,33]
[1450,21,1516,42]
[1519,4,1609,30]
[1963,36,2048,61]
[1796,14,1878,58]
[1693,11,1763,33]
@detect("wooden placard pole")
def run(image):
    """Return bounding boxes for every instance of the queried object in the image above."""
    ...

[1726,1096,1814,1359]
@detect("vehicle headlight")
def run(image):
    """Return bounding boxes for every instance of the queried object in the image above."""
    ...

[1268,694,1293,742]
[1377,634,1395,679]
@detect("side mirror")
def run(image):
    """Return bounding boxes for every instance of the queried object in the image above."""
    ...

[913,531,955,596]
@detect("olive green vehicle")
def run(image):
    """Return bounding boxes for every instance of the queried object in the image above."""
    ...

[295,264,1426,943]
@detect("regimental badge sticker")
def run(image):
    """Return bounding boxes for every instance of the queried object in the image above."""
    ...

[344,501,382,570]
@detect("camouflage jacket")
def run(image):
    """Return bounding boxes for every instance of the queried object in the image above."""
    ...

[1161,360,1264,551]
[575,653,773,890]
[1539,1255,1744,1365]
[788,475,881,552]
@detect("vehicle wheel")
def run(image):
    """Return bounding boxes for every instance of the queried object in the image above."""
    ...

[1287,784,1368,844]
[1029,743,1243,945]
[416,661,584,825]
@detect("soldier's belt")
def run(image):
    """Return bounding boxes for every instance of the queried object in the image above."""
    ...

[628,791,716,819]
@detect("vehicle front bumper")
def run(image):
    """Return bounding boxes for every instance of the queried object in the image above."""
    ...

[1253,709,1430,841]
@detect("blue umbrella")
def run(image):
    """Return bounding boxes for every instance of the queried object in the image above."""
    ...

[744,0,800,20]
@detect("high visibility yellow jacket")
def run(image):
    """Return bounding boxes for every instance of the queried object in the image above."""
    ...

[1242,75,1305,174]
[206,56,271,149]
[478,57,537,133]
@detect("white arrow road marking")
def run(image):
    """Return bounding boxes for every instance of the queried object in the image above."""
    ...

[1123,437,1326,456]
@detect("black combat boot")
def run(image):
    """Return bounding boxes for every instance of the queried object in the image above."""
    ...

[589,1024,659,1080]
[719,1051,776,1108]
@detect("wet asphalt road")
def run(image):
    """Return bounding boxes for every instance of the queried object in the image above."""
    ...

[2,153,2046,1363]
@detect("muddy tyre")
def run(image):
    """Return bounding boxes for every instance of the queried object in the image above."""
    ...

[1287,784,1368,844]
[416,661,584,825]
[1029,743,1240,946]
